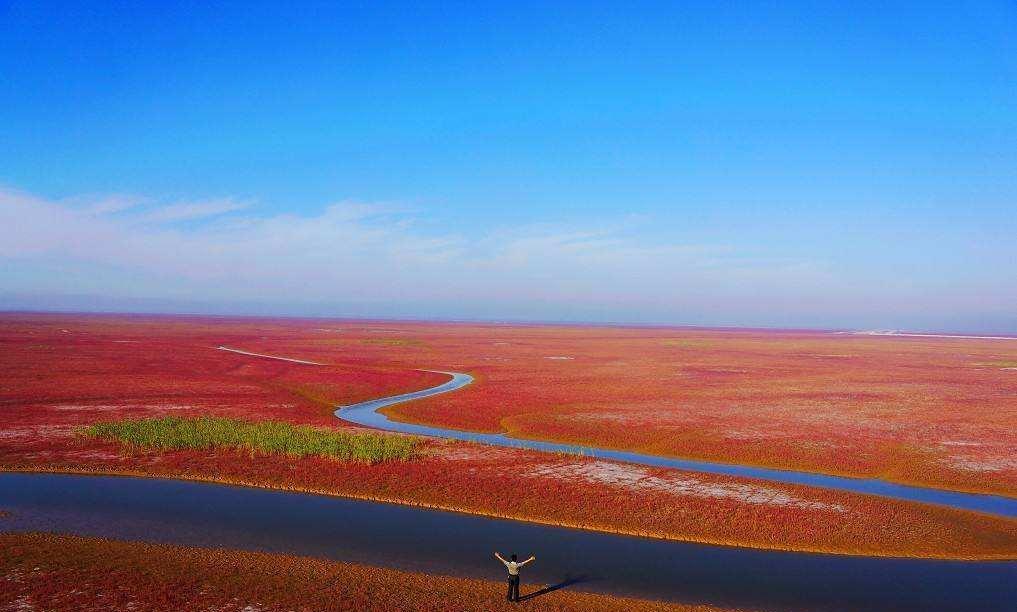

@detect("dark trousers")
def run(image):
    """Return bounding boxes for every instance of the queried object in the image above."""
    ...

[506,574,520,601]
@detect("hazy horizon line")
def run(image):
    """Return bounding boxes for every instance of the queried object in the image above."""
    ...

[5,305,1017,340]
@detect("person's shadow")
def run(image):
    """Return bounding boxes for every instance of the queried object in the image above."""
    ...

[518,574,592,602]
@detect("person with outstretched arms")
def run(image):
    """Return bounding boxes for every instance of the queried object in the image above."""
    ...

[494,551,535,602]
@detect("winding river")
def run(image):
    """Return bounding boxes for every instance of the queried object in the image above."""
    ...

[2,473,1014,612]
[336,370,1017,518]
[4,353,1016,611]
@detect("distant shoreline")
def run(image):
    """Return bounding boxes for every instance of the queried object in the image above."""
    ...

[844,330,1017,341]
[2,308,1015,339]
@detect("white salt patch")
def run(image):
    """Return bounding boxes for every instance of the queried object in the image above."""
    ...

[51,403,201,412]
[50,404,125,411]
[526,461,846,512]
[943,455,1017,473]
[140,404,201,411]
[0,425,75,440]
[545,356,574,360]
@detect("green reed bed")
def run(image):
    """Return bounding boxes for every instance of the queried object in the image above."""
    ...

[82,416,418,463]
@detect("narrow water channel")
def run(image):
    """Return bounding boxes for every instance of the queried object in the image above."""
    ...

[1,473,1013,612]
[336,371,1017,518]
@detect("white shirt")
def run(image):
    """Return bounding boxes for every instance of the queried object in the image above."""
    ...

[498,553,532,573]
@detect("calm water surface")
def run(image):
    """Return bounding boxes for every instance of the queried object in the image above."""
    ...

[1,473,1014,612]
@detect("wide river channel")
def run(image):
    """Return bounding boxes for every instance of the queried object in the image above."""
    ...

[1,473,1014,612]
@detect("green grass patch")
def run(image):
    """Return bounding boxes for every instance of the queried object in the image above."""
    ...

[82,416,419,463]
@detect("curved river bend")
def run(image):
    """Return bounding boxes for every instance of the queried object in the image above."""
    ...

[2,473,1014,612]
[336,371,1017,518]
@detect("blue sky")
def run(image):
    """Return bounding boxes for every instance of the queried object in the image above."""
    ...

[2,2,1015,332]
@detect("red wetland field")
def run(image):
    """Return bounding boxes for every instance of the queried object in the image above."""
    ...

[3,533,739,612]
[1,313,1016,561]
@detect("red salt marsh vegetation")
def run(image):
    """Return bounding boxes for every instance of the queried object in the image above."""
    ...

[325,321,1016,498]
[1,313,1016,559]
[55,312,1004,498]
[6,437,1016,559]
[2,533,731,612]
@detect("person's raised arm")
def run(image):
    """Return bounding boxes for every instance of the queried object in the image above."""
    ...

[520,555,536,566]
[494,552,506,563]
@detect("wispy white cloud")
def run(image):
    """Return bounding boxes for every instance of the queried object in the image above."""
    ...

[71,194,147,216]
[5,184,1006,328]
[133,198,249,224]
